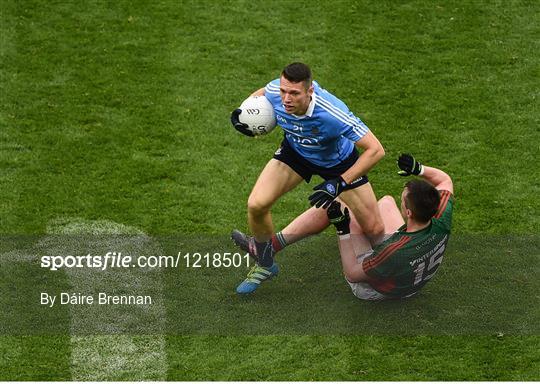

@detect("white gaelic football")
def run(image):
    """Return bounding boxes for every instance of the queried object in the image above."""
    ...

[239,96,277,136]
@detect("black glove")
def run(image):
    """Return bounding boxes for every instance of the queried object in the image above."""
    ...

[327,200,350,235]
[397,153,423,176]
[230,109,254,137]
[309,176,347,208]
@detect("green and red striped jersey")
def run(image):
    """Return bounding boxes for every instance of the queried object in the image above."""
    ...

[362,190,454,298]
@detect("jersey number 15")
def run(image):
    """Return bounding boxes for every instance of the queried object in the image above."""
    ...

[413,245,446,286]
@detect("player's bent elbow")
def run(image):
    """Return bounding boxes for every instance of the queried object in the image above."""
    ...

[432,170,454,194]
[375,143,385,161]
[378,142,385,156]
[438,180,454,194]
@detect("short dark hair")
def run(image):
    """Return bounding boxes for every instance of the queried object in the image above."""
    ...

[404,180,440,223]
[281,62,312,88]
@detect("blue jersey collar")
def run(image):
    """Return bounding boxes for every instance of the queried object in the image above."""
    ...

[292,93,316,119]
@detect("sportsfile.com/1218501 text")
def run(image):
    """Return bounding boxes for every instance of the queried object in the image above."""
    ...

[40,251,251,271]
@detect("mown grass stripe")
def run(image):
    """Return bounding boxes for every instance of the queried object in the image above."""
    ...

[46,218,167,380]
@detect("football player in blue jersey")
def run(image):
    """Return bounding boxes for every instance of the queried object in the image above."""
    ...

[231,62,385,294]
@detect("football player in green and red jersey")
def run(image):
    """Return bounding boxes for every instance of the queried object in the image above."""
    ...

[232,153,454,299]
[328,153,454,299]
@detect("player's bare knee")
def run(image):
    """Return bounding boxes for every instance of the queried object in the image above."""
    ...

[380,195,396,205]
[247,196,271,216]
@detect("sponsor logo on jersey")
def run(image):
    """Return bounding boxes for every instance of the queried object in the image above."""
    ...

[284,132,321,147]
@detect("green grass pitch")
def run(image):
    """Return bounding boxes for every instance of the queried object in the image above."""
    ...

[1,0,539,381]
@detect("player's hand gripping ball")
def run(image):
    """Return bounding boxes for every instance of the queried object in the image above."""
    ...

[231,96,277,137]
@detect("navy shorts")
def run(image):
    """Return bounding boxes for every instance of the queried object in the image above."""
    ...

[273,138,369,190]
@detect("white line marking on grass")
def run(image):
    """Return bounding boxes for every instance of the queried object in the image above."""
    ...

[45,218,168,381]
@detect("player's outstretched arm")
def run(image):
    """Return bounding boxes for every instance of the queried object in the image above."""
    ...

[397,153,453,193]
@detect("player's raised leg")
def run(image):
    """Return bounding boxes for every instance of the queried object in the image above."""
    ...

[277,205,330,245]
[377,195,405,234]
[339,182,385,245]
[274,197,371,249]
[247,158,303,240]
[248,196,370,257]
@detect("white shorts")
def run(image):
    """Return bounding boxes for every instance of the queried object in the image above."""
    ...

[346,252,389,301]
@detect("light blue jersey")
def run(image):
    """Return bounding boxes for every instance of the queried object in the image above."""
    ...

[264,79,369,167]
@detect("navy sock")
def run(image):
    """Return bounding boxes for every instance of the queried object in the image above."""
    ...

[255,239,274,268]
